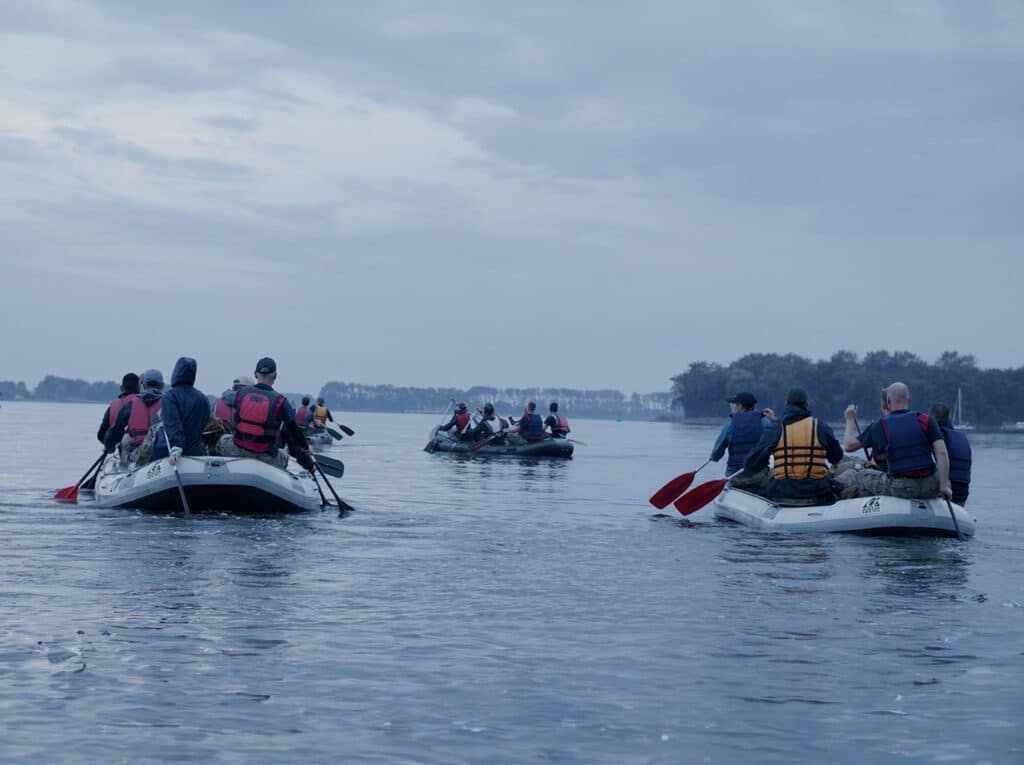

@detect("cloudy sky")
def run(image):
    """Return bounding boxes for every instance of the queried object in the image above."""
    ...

[1,1,1022,396]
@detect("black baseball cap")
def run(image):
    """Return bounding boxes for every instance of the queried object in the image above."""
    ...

[255,357,277,375]
[726,392,757,408]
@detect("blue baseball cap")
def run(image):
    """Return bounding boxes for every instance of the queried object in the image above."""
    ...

[255,357,277,375]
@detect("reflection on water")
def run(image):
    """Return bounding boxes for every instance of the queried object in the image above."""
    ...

[863,539,970,599]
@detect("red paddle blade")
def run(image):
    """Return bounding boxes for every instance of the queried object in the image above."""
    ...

[53,484,80,503]
[339,425,355,437]
[649,472,697,509]
[673,478,729,516]
[469,438,491,452]
[423,440,435,452]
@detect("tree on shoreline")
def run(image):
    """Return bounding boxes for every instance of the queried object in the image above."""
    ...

[671,350,1024,426]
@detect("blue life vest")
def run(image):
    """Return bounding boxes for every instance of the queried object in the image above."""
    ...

[881,411,934,477]
[521,412,544,442]
[727,410,762,473]
[942,426,972,484]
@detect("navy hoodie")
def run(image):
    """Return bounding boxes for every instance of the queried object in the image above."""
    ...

[151,358,210,459]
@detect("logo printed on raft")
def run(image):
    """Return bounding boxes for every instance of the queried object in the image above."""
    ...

[861,496,882,514]
[146,463,163,480]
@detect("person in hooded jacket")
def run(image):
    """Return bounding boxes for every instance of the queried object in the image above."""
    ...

[217,357,315,472]
[148,357,211,466]
[742,388,844,504]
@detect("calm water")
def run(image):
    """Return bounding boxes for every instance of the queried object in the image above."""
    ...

[1,401,1022,764]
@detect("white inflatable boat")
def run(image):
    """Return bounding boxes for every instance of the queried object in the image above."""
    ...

[713,486,975,537]
[93,454,324,514]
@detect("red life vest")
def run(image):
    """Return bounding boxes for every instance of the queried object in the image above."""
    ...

[296,406,310,426]
[213,396,235,421]
[552,414,570,436]
[106,394,151,447]
[455,411,471,432]
[107,394,135,427]
[126,396,153,446]
[148,397,162,418]
[233,388,285,453]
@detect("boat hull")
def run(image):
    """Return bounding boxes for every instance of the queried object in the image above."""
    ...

[429,433,573,458]
[94,455,322,514]
[305,430,334,447]
[713,486,975,537]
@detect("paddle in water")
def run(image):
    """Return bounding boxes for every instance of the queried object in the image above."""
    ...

[163,430,191,516]
[672,469,742,516]
[649,460,710,509]
[425,401,454,452]
[54,452,107,503]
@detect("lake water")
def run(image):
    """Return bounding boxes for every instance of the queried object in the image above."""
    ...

[1,401,1022,763]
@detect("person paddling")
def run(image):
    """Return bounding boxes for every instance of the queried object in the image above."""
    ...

[709,391,773,491]
[99,374,153,462]
[149,357,211,466]
[507,401,545,445]
[544,402,571,439]
[437,401,473,441]
[97,373,141,454]
[295,396,314,431]
[217,357,315,472]
[213,375,253,422]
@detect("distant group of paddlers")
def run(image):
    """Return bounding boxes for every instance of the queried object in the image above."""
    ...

[434,399,570,446]
[707,381,971,507]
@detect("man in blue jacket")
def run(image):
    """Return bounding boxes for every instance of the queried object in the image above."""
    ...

[149,357,211,465]
[742,388,844,504]
[710,391,774,491]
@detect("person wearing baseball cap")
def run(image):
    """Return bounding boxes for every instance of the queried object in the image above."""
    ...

[741,387,844,504]
[710,391,773,491]
[217,357,315,473]
[213,374,254,422]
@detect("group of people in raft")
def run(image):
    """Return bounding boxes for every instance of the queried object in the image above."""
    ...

[435,400,570,445]
[710,382,971,506]
[95,356,337,475]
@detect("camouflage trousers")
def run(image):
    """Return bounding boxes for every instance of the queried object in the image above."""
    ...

[728,467,770,492]
[836,466,940,499]
[217,435,289,469]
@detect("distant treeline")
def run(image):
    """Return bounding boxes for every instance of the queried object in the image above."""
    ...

[1,376,118,402]
[671,351,1024,426]
[0,377,673,420]
[319,382,672,419]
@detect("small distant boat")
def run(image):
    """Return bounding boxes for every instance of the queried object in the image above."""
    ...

[427,430,573,458]
[953,386,976,431]
[1001,421,1024,433]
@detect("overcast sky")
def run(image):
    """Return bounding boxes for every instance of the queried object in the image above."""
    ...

[1,1,1022,396]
